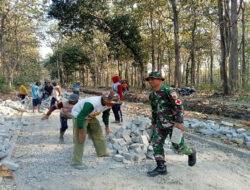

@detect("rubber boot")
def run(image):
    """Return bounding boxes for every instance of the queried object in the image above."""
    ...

[147,160,167,177]
[188,148,196,166]
[60,130,65,139]
[59,131,65,143]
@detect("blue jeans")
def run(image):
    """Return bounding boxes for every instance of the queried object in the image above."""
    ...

[32,98,42,107]
[73,91,79,95]
[112,104,123,122]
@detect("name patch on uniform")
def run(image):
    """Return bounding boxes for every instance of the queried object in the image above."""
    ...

[170,91,178,99]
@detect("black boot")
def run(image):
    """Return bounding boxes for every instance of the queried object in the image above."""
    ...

[147,160,167,177]
[59,131,65,143]
[188,148,196,166]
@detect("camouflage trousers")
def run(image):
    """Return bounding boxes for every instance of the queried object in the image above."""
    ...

[151,125,193,162]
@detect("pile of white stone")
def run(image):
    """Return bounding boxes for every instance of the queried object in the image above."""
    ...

[61,89,71,98]
[40,98,51,111]
[0,99,27,115]
[0,128,11,160]
[184,118,250,148]
[0,99,21,171]
[106,116,172,164]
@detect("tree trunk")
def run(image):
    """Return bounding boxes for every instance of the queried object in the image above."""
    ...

[0,8,7,69]
[150,11,155,72]
[131,66,134,87]
[117,60,121,78]
[157,21,162,72]
[218,0,229,95]
[95,67,99,86]
[190,3,197,86]
[196,56,200,86]
[229,0,238,92]
[100,61,104,86]
[140,63,145,89]
[241,2,247,89]
[91,42,97,87]
[186,55,191,86]
[125,62,129,80]
[157,48,161,72]
[0,13,6,59]
[134,66,137,87]
[171,0,181,87]
[225,0,231,56]
[82,65,85,87]
[168,48,171,85]
[210,41,214,84]
[106,67,109,87]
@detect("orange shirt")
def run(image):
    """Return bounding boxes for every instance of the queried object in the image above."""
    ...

[122,83,128,88]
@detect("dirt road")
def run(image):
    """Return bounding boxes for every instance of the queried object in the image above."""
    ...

[1,102,250,190]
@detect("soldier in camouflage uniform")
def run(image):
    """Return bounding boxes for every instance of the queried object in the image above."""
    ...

[146,71,196,177]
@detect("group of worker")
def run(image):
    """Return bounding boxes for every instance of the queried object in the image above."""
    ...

[17,72,196,177]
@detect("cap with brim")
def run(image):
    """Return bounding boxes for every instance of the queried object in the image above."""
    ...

[145,77,165,81]
[145,71,165,81]
[67,94,79,101]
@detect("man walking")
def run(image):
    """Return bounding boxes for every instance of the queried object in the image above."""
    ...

[146,71,196,177]
[111,75,123,123]
[50,81,62,107]
[41,94,79,141]
[72,81,81,95]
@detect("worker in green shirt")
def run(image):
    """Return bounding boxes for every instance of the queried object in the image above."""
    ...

[71,91,121,170]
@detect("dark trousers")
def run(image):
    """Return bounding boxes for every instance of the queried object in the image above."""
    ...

[19,94,26,104]
[20,94,26,100]
[73,91,79,95]
[60,114,68,134]
[50,97,57,107]
[112,104,123,122]
[42,93,49,100]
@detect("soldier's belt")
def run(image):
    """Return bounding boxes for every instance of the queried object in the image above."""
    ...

[162,123,173,128]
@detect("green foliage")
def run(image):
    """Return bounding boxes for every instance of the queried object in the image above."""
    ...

[0,75,12,93]
[48,0,146,67]
[15,61,43,85]
[45,41,90,83]
[238,96,249,102]
[45,0,250,91]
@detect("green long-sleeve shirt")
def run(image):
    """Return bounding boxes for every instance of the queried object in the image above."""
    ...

[76,102,110,129]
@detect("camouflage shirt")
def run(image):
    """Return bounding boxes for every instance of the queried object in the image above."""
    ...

[149,85,184,128]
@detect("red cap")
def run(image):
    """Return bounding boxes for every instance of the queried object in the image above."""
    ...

[112,75,120,83]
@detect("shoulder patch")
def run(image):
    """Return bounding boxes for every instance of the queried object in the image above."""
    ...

[175,99,182,105]
[170,90,178,99]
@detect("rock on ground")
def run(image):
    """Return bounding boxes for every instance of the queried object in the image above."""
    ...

[0,97,250,190]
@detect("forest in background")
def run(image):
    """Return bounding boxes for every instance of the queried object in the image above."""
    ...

[0,0,250,95]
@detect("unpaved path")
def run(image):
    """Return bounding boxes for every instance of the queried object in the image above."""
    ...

[1,102,250,190]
